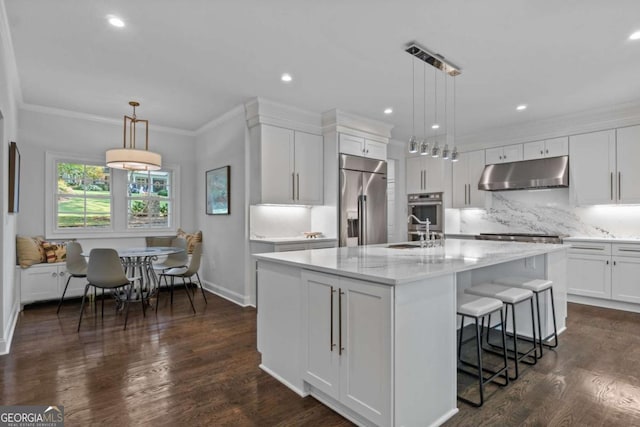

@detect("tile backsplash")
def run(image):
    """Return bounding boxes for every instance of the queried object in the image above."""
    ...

[454,189,640,238]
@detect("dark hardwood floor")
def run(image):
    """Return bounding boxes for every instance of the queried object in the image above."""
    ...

[2,291,640,426]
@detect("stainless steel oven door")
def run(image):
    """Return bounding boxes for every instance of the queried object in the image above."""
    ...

[408,201,442,238]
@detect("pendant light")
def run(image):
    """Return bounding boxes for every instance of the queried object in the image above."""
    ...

[419,62,429,156]
[405,43,462,161]
[408,58,418,153]
[431,67,440,158]
[451,75,459,162]
[106,101,162,171]
[442,72,450,159]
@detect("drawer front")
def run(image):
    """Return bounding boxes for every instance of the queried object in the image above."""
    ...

[275,243,309,252]
[307,241,337,250]
[21,266,61,302]
[339,134,364,157]
[567,242,612,256]
[612,243,640,258]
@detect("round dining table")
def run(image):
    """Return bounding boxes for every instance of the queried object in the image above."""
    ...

[82,246,185,304]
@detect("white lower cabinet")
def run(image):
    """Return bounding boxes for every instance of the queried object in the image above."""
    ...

[18,263,86,305]
[302,270,392,427]
[568,241,640,304]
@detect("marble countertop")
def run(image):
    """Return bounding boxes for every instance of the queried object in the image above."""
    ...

[254,240,566,285]
[564,236,640,244]
[250,236,338,244]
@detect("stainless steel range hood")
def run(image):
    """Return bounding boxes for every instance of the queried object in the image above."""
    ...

[478,155,569,191]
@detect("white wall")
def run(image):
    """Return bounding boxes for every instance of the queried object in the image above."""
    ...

[17,108,197,237]
[0,1,21,354]
[195,106,249,305]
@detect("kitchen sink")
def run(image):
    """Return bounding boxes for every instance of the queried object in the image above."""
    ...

[387,243,421,249]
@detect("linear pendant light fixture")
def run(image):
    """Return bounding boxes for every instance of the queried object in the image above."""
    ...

[106,101,162,171]
[405,43,461,160]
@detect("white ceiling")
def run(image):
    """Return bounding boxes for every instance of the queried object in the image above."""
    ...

[5,0,640,143]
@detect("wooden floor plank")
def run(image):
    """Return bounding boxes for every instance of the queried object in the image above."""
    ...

[2,293,640,426]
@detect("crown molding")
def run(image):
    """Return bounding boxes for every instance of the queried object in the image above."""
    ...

[20,103,197,136]
[321,109,394,140]
[194,104,245,136]
[457,99,640,151]
[244,97,323,134]
[0,0,23,106]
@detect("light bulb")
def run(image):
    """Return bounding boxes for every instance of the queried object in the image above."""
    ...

[408,136,418,153]
[419,140,429,156]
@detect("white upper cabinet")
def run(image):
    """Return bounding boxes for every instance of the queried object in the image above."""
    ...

[569,127,640,205]
[570,129,615,205]
[523,137,569,160]
[452,150,485,208]
[615,125,640,204]
[339,133,387,160]
[261,124,324,205]
[406,155,445,194]
[485,143,523,164]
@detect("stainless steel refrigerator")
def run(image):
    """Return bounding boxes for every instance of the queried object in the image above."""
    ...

[339,154,387,247]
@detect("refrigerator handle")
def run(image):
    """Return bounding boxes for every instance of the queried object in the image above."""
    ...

[361,195,367,245]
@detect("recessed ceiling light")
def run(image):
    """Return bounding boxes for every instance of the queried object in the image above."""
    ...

[431,124,440,129]
[281,73,292,83]
[516,104,527,111]
[629,30,640,40]
[107,15,125,28]
[383,108,393,115]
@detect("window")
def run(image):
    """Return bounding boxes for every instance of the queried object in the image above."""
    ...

[46,152,180,238]
[127,170,173,229]
[56,162,111,229]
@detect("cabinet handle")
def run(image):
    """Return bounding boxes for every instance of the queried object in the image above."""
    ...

[618,248,640,253]
[618,172,621,200]
[51,272,57,277]
[338,289,345,355]
[330,287,336,351]
[292,172,295,200]
[504,155,507,160]
[606,260,609,265]
[297,173,300,200]
[545,149,549,154]
[59,271,65,277]
[613,260,617,266]
[540,150,544,155]
[610,172,614,201]
[571,245,605,251]
[468,184,471,205]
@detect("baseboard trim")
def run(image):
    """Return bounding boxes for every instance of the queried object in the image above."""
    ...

[259,364,307,397]
[568,294,640,314]
[0,301,20,355]
[202,280,251,307]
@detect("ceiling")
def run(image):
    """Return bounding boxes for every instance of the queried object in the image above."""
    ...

[5,0,640,143]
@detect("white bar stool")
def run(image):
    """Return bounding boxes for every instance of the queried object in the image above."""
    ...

[456,294,509,407]
[493,277,558,358]
[465,283,538,380]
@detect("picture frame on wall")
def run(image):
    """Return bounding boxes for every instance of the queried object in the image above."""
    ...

[8,141,20,213]
[206,166,230,215]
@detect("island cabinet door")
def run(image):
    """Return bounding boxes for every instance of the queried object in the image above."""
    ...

[302,271,340,399]
[339,277,392,427]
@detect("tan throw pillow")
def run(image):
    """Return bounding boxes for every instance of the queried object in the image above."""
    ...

[41,242,58,263]
[177,228,202,254]
[16,236,45,268]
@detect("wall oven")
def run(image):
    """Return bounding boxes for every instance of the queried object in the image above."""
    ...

[407,192,443,241]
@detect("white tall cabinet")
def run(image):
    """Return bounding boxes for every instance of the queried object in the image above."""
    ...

[570,126,640,205]
[260,124,324,205]
[452,150,485,208]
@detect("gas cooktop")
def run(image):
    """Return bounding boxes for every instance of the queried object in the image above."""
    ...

[476,233,567,244]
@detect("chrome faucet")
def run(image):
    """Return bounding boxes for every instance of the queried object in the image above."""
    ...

[408,215,430,247]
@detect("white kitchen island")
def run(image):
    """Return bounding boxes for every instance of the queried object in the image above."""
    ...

[254,240,567,427]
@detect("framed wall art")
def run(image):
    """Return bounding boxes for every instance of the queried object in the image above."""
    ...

[206,166,230,215]
[8,141,20,213]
